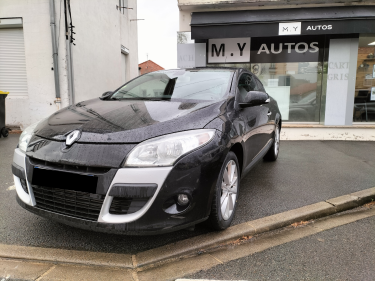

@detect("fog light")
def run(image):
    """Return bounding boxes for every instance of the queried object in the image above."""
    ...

[177,194,189,206]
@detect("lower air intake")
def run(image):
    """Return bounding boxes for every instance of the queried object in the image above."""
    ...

[109,197,148,215]
[32,185,104,221]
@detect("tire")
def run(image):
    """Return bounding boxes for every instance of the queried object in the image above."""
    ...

[1,127,8,138]
[208,151,240,230]
[263,124,280,161]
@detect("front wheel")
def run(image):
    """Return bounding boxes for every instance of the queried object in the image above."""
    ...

[263,124,280,161]
[208,152,240,230]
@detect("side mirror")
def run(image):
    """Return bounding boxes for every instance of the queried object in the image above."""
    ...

[239,91,270,108]
[100,91,113,100]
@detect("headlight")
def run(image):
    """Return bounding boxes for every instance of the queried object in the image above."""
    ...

[19,120,44,153]
[124,129,216,167]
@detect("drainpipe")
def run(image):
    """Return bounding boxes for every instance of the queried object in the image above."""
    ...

[49,0,61,107]
[64,0,75,105]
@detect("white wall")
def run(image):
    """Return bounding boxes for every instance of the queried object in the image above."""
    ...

[0,0,67,129]
[121,0,139,81]
[69,0,138,103]
[0,0,139,128]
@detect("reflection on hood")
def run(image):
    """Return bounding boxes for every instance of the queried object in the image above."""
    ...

[35,98,226,143]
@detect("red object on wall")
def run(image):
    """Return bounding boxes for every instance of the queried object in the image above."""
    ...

[138,60,164,75]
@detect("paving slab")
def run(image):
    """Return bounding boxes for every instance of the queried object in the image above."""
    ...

[0,244,133,268]
[38,264,133,281]
[135,222,256,267]
[0,259,52,281]
[137,254,220,281]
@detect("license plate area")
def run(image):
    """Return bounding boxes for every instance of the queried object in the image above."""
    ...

[32,167,98,194]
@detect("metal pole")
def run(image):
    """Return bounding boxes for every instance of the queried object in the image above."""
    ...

[64,0,75,105]
[49,0,61,100]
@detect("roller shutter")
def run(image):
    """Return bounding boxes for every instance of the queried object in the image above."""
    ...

[0,28,28,96]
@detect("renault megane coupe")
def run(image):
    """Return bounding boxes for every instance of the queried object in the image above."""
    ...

[12,67,281,235]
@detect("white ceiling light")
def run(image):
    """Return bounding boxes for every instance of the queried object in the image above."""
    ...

[368,41,375,46]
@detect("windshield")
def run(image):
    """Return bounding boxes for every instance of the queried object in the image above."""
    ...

[111,69,233,101]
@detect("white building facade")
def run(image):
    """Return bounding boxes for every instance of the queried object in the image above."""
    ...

[177,0,375,140]
[0,0,138,129]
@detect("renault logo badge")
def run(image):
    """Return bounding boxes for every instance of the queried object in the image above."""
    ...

[66,130,81,146]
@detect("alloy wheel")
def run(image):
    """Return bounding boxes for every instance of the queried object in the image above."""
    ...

[274,126,280,156]
[220,160,238,221]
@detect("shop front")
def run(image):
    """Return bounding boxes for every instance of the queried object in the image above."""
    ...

[177,6,375,131]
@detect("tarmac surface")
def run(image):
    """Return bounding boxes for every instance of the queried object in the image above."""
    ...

[188,213,375,281]
[0,134,374,254]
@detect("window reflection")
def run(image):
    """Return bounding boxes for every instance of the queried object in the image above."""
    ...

[353,34,375,122]
[207,62,321,122]
[252,62,321,122]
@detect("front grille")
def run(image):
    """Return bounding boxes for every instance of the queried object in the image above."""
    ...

[29,157,110,174]
[109,197,148,215]
[33,185,105,221]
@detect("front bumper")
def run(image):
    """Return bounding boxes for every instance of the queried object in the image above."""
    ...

[16,195,207,235]
[13,131,228,234]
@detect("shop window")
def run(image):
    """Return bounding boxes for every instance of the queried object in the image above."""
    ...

[251,62,321,122]
[206,35,324,122]
[353,34,375,122]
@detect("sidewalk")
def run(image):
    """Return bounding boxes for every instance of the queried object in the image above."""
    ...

[1,202,375,281]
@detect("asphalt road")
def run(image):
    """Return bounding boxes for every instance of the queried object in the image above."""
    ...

[0,134,374,254]
[188,214,375,281]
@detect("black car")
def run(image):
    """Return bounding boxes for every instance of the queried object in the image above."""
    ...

[12,68,281,235]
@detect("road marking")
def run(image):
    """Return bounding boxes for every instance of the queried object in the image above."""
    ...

[6,185,15,191]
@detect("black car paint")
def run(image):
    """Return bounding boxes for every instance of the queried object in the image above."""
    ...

[16,68,281,234]
[34,98,227,143]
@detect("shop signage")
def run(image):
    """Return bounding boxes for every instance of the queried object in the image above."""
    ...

[177,43,206,68]
[178,44,195,68]
[306,25,333,31]
[251,36,323,63]
[279,22,301,35]
[208,38,251,63]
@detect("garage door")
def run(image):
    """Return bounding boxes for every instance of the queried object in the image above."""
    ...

[0,28,28,96]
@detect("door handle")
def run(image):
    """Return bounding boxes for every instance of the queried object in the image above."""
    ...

[267,111,272,116]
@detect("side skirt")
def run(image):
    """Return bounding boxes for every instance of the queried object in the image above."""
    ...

[241,138,273,179]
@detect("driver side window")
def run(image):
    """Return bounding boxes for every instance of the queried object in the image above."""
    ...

[237,73,257,102]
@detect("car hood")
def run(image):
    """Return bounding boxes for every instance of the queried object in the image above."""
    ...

[35,98,227,143]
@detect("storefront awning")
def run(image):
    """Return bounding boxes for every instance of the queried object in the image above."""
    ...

[191,6,375,39]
